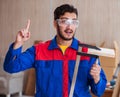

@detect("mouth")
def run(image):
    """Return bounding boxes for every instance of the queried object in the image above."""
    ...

[64,29,73,35]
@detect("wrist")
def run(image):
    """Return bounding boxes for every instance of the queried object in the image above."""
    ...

[13,41,23,49]
[94,76,100,84]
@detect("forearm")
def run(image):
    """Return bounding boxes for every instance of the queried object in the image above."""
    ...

[4,43,35,73]
[4,43,22,73]
[92,77,107,96]
[90,69,107,96]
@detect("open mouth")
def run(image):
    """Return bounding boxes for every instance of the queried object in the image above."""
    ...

[64,29,73,35]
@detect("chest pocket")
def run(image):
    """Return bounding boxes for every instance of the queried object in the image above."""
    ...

[35,60,63,76]
[35,61,52,68]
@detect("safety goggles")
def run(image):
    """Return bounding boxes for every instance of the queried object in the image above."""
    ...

[56,18,79,27]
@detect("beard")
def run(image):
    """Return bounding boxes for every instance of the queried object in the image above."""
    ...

[57,25,75,41]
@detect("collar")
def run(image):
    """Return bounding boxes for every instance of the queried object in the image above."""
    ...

[48,36,79,50]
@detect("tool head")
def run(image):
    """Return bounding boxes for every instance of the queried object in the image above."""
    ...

[78,43,115,58]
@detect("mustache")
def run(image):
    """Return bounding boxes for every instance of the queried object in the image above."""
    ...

[64,28,73,33]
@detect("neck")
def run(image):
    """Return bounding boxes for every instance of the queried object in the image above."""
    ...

[56,36,73,46]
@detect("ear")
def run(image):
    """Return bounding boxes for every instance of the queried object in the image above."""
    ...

[53,20,57,28]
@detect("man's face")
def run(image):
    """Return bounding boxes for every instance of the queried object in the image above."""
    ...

[55,12,79,41]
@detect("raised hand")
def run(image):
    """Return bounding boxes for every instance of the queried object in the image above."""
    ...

[14,20,31,49]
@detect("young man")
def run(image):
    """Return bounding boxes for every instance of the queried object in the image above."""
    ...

[4,4,107,97]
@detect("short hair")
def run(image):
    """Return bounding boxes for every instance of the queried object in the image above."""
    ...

[54,4,78,20]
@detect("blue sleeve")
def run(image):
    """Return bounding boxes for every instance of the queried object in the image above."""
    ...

[88,57,107,97]
[4,43,35,73]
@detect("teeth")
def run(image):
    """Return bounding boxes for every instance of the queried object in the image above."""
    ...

[67,32,71,33]
[65,30,72,33]
[65,31,72,36]
[65,29,73,34]
[65,31,70,33]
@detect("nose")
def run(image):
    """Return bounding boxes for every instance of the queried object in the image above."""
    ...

[66,23,72,28]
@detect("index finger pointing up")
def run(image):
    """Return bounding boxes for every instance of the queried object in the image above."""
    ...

[26,19,30,31]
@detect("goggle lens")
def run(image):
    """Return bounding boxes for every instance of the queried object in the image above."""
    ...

[56,19,79,27]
